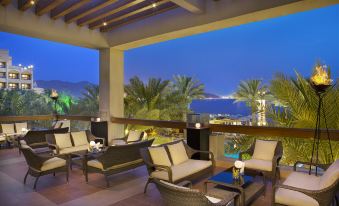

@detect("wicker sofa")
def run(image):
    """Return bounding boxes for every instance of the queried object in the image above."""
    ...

[85,139,154,187]
[111,130,145,145]
[140,140,215,193]
[46,130,105,155]
[274,159,339,206]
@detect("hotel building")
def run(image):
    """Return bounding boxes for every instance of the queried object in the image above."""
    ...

[0,50,34,90]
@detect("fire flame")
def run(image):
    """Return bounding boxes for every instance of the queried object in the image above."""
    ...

[310,65,332,86]
[50,89,59,98]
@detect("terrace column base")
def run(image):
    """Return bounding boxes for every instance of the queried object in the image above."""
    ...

[99,48,124,144]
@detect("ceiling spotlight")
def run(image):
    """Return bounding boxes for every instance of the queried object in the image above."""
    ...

[152,3,157,8]
[103,22,107,26]
[30,0,35,5]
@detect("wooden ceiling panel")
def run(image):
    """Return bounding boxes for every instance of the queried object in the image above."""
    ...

[36,0,65,16]
[50,0,90,20]
[65,0,118,24]
[18,0,38,11]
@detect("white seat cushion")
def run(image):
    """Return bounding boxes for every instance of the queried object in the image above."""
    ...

[244,159,272,171]
[55,133,73,149]
[319,159,339,189]
[41,157,66,171]
[167,142,189,165]
[0,135,6,141]
[127,131,142,142]
[87,159,143,171]
[252,140,277,161]
[275,172,320,206]
[71,131,88,146]
[149,146,172,167]
[15,122,28,133]
[151,159,212,181]
[59,145,88,154]
[1,124,15,134]
[205,195,221,204]
[111,139,127,145]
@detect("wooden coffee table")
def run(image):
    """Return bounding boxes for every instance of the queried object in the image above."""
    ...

[204,168,265,206]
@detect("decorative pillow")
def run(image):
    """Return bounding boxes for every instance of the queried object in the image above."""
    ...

[149,146,172,167]
[167,141,189,165]
[1,124,15,134]
[252,140,277,161]
[71,131,88,146]
[127,131,142,142]
[55,133,73,149]
[320,159,339,189]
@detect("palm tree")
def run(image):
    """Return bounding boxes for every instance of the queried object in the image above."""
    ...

[72,85,99,116]
[234,79,267,125]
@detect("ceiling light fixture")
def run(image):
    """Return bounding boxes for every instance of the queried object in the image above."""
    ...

[103,22,107,26]
[152,3,157,8]
[30,0,35,5]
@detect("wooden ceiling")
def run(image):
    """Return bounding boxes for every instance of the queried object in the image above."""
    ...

[1,0,179,32]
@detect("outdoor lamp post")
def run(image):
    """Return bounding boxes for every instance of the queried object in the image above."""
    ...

[309,65,335,176]
[50,89,59,115]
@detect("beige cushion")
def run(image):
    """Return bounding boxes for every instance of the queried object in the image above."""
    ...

[167,141,189,165]
[15,122,28,133]
[55,133,73,149]
[0,135,6,141]
[244,159,273,172]
[151,159,212,181]
[320,159,339,189]
[1,124,15,134]
[87,159,143,171]
[252,140,277,161]
[205,196,221,204]
[111,139,127,145]
[41,157,66,171]
[58,145,88,154]
[149,146,172,167]
[275,171,320,206]
[127,131,142,142]
[71,131,88,146]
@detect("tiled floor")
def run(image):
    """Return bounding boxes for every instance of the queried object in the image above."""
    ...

[0,147,274,206]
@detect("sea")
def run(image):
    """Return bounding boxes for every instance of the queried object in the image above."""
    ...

[190,98,251,117]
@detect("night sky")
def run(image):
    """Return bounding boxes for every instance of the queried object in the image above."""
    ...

[0,5,338,96]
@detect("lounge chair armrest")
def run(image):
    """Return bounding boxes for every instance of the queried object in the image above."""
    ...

[48,143,59,154]
[293,161,329,171]
[153,164,173,182]
[191,150,215,165]
[274,183,320,196]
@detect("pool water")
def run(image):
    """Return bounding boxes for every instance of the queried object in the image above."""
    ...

[225,153,239,159]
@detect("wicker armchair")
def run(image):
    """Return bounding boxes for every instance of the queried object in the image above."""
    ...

[274,159,339,206]
[20,144,69,190]
[111,130,144,145]
[85,139,154,187]
[153,178,237,206]
[1,123,19,147]
[239,139,283,186]
[141,140,215,193]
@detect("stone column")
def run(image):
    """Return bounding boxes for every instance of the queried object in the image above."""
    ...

[99,48,124,144]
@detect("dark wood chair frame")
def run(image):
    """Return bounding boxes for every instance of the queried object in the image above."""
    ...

[140,140,215,194]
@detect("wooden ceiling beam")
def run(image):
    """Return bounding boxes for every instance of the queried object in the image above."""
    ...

[77,0,145,27]
[0,0,12,6]
[101,3,178,32]
[65,0,118,24]
[18,0,38,11]
[51,0,90,20]
[36,0,65,16]
[91,0,170,30]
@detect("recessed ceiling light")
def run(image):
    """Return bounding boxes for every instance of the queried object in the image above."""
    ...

[30,0,35,5]
[152,3,157,8]
[103,22,107,26]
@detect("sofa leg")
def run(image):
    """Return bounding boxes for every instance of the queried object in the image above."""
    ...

[33,175,40,191]
[105,174,110,188]
[144,178,152,194]
[66,169,69,183]
[24,169,29,184]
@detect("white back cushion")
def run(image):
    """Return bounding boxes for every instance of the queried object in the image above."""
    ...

[71,131,88,146]
[1,124,15,134]
[320,159,339,189]
[167,141,189,165]
[149,146,172,167]
[15,122,28,133]
[55,133,73,149]
[252,140,277,161]
[127,131,142,142]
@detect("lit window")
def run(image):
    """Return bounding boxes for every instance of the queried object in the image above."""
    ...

[21,83,31,89]
[0,62,5,68]
[0,82,5,89]
[8,83,18,89]
[8,73,19,79]
[21,74,31,80]
[0,72,5,78]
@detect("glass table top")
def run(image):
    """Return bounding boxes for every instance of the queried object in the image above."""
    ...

[208,169,254,187]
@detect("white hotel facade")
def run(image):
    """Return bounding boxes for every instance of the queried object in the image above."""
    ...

[0,49,34,90]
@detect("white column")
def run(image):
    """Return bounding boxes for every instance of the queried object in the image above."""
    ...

[99,48,125,144]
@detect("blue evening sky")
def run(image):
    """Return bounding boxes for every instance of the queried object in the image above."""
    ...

[0,4,338,96]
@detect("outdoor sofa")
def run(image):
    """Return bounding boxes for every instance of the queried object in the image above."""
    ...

[140,140,215,193]
[85,139,154,187]
[111,130,144,145]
